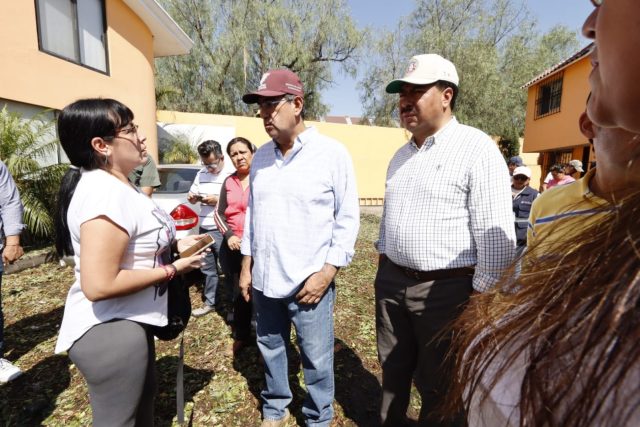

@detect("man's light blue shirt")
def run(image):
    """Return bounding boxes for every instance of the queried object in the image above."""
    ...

[0,160,25,273]
[241,127,360,298]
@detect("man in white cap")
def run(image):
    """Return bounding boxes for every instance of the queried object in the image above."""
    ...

[375,54,515,426]
[564,159,585,179]
[239,68,359,427]
[511,166,539,256]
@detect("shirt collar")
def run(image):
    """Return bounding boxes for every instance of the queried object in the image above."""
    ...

[294,126,316,146]
[410,117,458,151]
[580,167,609,205]
[273,126,315,161]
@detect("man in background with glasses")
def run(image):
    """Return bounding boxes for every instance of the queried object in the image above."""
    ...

[239,69,359,427]
[188,140,231,317]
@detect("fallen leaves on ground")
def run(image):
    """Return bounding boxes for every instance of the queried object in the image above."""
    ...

[1,215,421,426]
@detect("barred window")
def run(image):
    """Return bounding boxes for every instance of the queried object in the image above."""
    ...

[535,73,563,119]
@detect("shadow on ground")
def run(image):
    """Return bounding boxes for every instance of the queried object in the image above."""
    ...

[231,337,382,426]
[334,338,382,426]
[154,356,214,427]
[0,355,71,425]
[4,306,64,361]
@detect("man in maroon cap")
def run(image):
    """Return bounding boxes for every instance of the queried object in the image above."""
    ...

[239,69,359,427]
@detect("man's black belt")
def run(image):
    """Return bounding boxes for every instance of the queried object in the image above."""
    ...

[392,260,475,282]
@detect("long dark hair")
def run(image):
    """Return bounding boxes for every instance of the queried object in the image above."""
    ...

[54,98,134,256]
[446,192,640,426]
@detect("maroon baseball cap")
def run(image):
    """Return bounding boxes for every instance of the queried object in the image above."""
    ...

[242,69,304,104]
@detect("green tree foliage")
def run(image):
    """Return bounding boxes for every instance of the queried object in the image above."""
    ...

[0,107,67,240]
[359,0,579,141]
[155,0,366,119]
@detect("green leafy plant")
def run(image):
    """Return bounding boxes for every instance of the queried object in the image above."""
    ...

[0,106,67,241]
[161,140,199,164]
[159,130,199,164]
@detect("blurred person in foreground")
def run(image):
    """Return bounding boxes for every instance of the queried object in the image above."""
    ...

[240,69,359,427]
[54,98,206,426]
[0,160,25,383]
[447,1,640,426]
[527,108,638,249]
[213,137,256,356]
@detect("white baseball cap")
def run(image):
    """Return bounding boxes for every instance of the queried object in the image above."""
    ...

[568,159,584,173]
[512,166,532,179]
[386,54,459,93]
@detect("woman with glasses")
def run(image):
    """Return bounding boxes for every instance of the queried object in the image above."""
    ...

[53,98,207,426]
[447,1,640,426]
[213,137,257,355]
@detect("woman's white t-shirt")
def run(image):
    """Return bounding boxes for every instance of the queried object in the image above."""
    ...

[55,169,176,354]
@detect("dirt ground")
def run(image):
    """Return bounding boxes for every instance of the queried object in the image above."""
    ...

[0,214,421,426]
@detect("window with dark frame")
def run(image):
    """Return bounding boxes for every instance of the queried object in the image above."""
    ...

[35,0,109,74]
[535,73,563,119]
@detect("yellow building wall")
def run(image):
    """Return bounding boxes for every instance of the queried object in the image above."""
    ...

[522,57,591,153]
[0,0,159,158]
[157,110,409,202]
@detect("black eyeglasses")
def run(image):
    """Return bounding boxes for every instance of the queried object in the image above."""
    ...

[201,158,222,169]
[513,175,529,181]
[256,95,295,110]
[120,124,139,135]
[103,124,139,141]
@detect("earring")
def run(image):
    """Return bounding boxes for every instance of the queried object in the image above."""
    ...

[103,153,110,167]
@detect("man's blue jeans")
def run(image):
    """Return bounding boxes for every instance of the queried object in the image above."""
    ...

[253,284,335,426]
[200,228,223,307]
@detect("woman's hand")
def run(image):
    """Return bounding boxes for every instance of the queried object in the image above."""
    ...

[227,235,241,251]
[172,252,206,274]
[177,234,208,254]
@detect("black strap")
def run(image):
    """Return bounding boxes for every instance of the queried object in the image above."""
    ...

[176,333,185,424]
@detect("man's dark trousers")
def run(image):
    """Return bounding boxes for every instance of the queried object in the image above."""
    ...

[375,257,472,427]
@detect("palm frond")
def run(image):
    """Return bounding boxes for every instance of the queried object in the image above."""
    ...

[0,106,64,240]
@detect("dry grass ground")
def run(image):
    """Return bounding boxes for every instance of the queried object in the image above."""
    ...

[0,214,421,426]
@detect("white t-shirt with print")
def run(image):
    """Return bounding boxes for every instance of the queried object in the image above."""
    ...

[55,169,176,354]
[189,166,231,230]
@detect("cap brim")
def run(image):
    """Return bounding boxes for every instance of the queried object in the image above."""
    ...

[385,77,440,94]
[242,90,287,104]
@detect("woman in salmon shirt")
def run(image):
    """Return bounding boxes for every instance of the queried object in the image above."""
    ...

[214,137,256,354]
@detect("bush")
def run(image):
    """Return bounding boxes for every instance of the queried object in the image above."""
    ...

[0,106,67,245]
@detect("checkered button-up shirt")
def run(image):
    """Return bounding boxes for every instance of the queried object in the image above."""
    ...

[377,118,516,292]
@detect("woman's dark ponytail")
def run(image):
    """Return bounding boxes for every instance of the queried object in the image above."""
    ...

[54,167,81,256]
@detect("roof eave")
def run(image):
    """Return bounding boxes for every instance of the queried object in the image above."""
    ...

[521,43,594,89]
[123,0,194,57]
